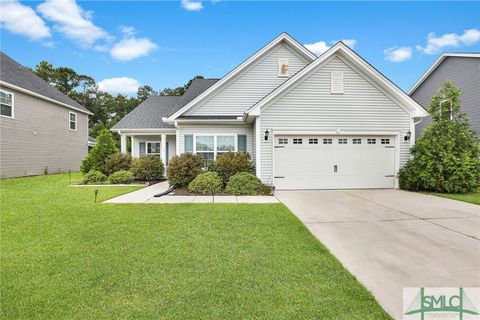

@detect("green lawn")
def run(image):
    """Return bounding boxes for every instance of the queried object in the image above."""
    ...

[1,173,390,319]
[429,191,480,205]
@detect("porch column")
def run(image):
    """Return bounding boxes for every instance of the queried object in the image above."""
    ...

[120,135,127,154]
[130,136,135,156]
[161,134,167,165]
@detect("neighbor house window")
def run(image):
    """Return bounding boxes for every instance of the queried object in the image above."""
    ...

[196,135,215,164]
[0,90,13,118]
[184,135,193,153]
[237,135,247,154]
[278,58,289,77]
[69,112,77,130]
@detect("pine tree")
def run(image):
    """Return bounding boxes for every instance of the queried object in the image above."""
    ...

[399,81,480,193]
[80,129,118,174]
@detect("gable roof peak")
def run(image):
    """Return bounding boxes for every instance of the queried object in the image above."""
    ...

[167,32,316,120]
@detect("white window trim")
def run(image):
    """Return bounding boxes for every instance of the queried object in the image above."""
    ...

[278,58,289,77]
[193,134,238,160]
[0,89,14,119]
[69,111,77,131]
[141,141,162,156]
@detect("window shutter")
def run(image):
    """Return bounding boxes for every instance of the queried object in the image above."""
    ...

[278,58,289,77]
[184,135,193,153]
[331,71,344,93]
[237,135,247,154]
[139,142,146,156]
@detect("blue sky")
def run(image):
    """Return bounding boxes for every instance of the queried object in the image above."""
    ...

[1,1,479,94]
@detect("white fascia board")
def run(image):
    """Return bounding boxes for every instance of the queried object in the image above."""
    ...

[408,53,480,95]
[112,128,176,135]
[166,33,316,121]
[247,42,428,118]
[0,80,93,115]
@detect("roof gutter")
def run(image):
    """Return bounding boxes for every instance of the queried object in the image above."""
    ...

[0,80,93,115]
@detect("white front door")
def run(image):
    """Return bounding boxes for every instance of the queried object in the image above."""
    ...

[273,135,396,190]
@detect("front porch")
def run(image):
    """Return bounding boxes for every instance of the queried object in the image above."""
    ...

[119,130,177,165]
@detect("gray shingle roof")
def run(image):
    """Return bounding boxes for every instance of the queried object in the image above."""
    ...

[0,52,90,113]
[112,78,219,130]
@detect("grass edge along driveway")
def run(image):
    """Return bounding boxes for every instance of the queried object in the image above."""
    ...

[1,173,391,319]
[428,191,480,205]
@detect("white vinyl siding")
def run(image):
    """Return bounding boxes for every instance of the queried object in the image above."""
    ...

[258,55,411,184]
[185,43,309,116]
[177,124,253,156]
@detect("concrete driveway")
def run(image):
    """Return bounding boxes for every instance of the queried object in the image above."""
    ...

[275,189,480,319]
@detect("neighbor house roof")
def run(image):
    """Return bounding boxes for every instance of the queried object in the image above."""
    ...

[112,78,219,130]
[408,53,480,95]
[0,52,91,115]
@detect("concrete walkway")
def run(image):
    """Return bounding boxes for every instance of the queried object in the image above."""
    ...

[104,181,278,203]
[275,189,480,320]
[104,181,170,203]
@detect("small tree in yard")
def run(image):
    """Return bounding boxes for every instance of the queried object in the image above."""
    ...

[399,81,480,193]
[80,129,118,174]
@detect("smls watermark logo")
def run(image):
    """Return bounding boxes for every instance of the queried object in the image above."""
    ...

[404,287,480,320]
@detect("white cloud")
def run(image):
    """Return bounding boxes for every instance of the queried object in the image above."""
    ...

[304,41,330,56]
[181,0,203,11]
[304,38,357,56]
[384,46,412,62]
[110,37,157,61]
[460,28,480,45]
[37,0,109,47]
[98,77,140,95]
[416,28,480,55]
[0,0,50,40]
[120,25,135,37]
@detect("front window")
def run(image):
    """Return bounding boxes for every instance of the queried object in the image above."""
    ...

[1,90,14,118]
[69,112,77,130]
[194,134,240,166]
[196,135,215,165]
[147,142,161,155]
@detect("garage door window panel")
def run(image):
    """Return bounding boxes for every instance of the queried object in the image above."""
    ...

[323,138,332,144]
[293,138,303,144]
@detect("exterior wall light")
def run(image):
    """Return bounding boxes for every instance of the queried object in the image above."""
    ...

[404,130,412,141]
[264,129,270,141]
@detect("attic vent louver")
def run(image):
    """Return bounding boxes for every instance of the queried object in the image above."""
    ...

[331,71,344,94]
[278,58,289,77]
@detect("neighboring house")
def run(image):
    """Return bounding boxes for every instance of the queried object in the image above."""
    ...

[0,52,91,178]
[88,136,97,149]
[112,33,427,190]
[409,53,480,139]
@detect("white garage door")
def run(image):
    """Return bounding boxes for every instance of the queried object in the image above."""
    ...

[274,135,396,189]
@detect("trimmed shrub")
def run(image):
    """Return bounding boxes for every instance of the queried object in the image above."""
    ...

[132,156,165,181]
[225,172,265,195]
[83,170,107,184]
[109,170,134,184]
[167,153,203,187]
[188,172,223,195]
[104,153,132,175]
[81,129,118,174]
[399,81,480,193]
[214,152,253,184]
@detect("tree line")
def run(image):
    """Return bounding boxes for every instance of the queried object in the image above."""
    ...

[30,61,203,138]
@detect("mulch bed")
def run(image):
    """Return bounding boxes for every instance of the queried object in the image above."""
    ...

[169,188,230,196]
